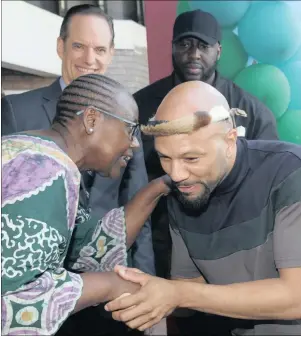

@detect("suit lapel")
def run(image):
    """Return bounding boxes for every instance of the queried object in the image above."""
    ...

[42,78,62,124]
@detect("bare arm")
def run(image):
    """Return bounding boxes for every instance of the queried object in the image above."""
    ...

[124,176,171,247]
[177,267,301,320]
[74,271,140,313]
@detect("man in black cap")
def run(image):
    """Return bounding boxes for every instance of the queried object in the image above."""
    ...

[133,9,279,335]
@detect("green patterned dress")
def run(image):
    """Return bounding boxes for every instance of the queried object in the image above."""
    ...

[1,134,127,335]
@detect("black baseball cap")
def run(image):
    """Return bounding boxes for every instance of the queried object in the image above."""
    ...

[172,9,221,46]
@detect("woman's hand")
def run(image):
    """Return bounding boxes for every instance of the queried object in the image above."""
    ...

[107,272,141,302]
[153,174,173,196]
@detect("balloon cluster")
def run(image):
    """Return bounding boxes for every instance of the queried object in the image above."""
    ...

[176,0,301,144]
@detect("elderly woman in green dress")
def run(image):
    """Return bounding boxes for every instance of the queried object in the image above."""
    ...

[1,74,171,335]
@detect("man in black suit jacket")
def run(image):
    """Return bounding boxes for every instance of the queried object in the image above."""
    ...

[1,4,154,287]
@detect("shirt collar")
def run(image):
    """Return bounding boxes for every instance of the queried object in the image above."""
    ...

[214,138,249,195]
[59,77,67,91]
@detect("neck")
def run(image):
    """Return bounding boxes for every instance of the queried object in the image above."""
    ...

[42,125,85,168]
[174,71,216,86]
[217,145,238,188]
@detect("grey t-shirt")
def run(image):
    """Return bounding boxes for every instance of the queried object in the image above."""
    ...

[169,139,301,335]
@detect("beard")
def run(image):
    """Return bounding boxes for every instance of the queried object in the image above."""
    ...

[171,181,212,212]
[172,55,218,83]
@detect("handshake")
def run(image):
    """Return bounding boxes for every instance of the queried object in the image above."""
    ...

[104,265,177,333]
[101,174,177,332]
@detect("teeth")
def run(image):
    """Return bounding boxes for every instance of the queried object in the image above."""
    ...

[77,67,96,73]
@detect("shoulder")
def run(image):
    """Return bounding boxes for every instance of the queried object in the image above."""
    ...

[246,139,301,162]
[2,134,80,182]
[245,140,301,195]
[2,134,80,210]
[5,87,46,105]
[217,74,271,113]
[133,75,172,102]
[4,80,60,107]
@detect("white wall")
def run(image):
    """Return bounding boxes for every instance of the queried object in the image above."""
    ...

[1,1,147,77]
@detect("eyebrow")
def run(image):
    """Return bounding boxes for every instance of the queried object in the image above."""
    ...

[72,41,107,49]
[181,151,206,156]
[156,150,205,158]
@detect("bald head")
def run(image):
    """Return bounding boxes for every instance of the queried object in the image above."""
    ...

[157,81,229,121]
[146,82,241,211]
[141,81,246,137]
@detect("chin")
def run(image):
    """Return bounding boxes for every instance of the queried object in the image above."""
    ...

[183,74,203,82]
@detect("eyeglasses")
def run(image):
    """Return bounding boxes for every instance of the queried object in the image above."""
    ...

[76,107,139,141]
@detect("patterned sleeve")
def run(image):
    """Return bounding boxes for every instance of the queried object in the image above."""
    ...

[1,183,84,335]
[1,270,82,335]
[66,207,127,273]
[1,139,83,335]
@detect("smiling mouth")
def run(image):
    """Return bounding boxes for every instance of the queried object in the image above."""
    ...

[177,185,198,193]
[76,66,99,73]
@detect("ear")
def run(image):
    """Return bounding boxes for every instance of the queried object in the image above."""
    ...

[82,107,104,135]
[217,43,222,61]
[108,46,115,63]
[57,37,64,60]
[225,128,237,158]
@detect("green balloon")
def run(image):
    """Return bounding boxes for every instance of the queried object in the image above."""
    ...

[234,64,291,119]
[277,109,301,144]
[217,29,248,79]
[177,0,191,16]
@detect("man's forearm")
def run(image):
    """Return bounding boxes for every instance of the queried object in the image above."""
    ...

[176,278,301,320]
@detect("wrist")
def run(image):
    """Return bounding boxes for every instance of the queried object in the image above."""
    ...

[170,280,187,309]
[175,280,206,310]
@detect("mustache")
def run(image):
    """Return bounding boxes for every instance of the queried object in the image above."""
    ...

[184,62,203,69]
[172,180,210,190]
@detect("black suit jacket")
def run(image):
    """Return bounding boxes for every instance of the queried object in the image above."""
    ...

[1,79,155,275]
[133,71,279,277]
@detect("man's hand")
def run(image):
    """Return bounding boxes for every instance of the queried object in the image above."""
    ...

[105,266,179,331]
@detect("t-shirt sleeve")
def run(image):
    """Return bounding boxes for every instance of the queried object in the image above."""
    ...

[274,201,301,269]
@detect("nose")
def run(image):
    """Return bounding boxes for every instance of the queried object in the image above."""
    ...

[169,161,189,183]
[130,135,140,149]
[84,48,95,66]
[189,45,202,60]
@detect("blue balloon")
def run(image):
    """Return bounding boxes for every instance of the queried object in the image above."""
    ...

[280,61,301,109]
[238,2,301,64]
[288,44,301,63]
[276,43,301,67]
[189,1,251,28]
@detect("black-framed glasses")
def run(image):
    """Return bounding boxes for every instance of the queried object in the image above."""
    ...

[76,107,139,141]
